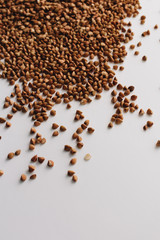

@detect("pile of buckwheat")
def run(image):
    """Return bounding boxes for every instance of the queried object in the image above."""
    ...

[0,0,158,182]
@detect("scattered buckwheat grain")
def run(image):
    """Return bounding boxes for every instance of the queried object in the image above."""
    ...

[84,154,92,161]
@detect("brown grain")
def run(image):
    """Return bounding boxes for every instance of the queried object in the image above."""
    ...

[5,122,11,128]
[137,42,142,47]
[76,135,82,142]
[108,122,113,128]
[28,165,36,173]
[7,114,13,120]
[0,170,4,176]
[15,150,21,156]
[111,90,117,96]
[113,65,118,70]
[117,84,123,90]
[70,148,77,155]
[64,145,72,152]
[76,127,83,134]
[68,170,75,177]
[29,144,35,150]
[72,175,78,182]
[21,174,27,182]
[115,118,123,125]
[50,110,56,116]
[70,158,77,165]
[142,30,150,37]
[77,142,84,149]
[66,104,71,109]
[154,24,158,29]
[84,120,90,126]
[30,174,37,180]
[8,152,14,159]
[131,95,137,101]
[81,123,87,130]
[0,117,6,123]
[87,127,95,134]
[143,125,148,131]
[47,160,54,168]
[31,155,38,162]
[139,109,145,116]
[128,86,135,92]
[72,132,78,140]
[146,109,153,115]
[52,131,59,137]
[156,140,160,147]
[130,44,135,50]
[60,126,66,132]
[142,56,147,61]
[34,121,41,127]
[38,157,45,164]
[41,138,46,144]
[30,127,36,134]
[141,15,146,20]
[134,51,139,56]
[74,114,80,121]
[130,107,135,113]
[52,123,59,130]
[119,66,124,71]
[147,121,153,128]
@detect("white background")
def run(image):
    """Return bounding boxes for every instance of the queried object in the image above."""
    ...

[0,0,160,239]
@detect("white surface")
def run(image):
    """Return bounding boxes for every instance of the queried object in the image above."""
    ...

[0,1,160,239]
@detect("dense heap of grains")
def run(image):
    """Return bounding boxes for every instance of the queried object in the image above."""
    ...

[0,0,141,123]
[1,0,156,182]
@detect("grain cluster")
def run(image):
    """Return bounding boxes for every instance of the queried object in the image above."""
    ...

[1,0,157,182]
[0,0,141,126]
